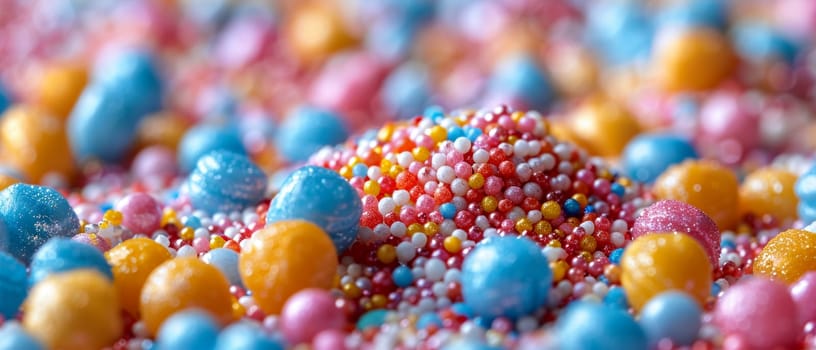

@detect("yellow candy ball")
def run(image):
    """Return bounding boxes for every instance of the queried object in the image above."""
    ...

[140,257,233,336]
[754,229,816,284]
[739,168,799,223]
[105,237,173,317]
[653,28,735,92]
[621,233,712,311]
[0,105,75,183]
[239,220,338,314]
[567,97,642,157]
[653,160,740,230]
[23,270,122,350]
[285,2,354,65]
[33,62,88,119]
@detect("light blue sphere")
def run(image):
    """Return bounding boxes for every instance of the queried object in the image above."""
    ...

[795,166,816,222]
[556,301,648,350]
[276,106,349,163]
[461,235,551,320]
[0,323,44,350]
[0,252,27,319]
[381,62,432,119]
[178,124,247,174]
[488,55,556,111]
[586,1,654,66]
[156,310,219,350]
[184,151,267,214]
[0,84,9,115]
[0,184,80,263]
[733,23,799,64]
[266,166,362,252]
[92,48,163,117]
[202,248,243,287]
[639,291,703,347]
[622,133,698,184]
[29,237,112,287]
[214,322,283,350]
[657,0,727,31]
[68,84,145,163]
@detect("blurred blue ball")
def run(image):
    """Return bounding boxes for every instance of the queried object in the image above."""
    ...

[657,0,727,31]
[0,252,26,319]
[639,291,702,347]
[0,84,9,115]
[733,23,799,64]
[214,322,283,350]
[275,106,349,163]
[0,184,80,263]
[382,62,432,119]
[416,312,443,330]
[442,339,502,350]
[178,124,247,174]
[604,286,629,310]
[488,55,556,111]
[556,301,648,350]
[461,236,551,320]
[68,84,145,163]
[29,237,112,287]
[586,1,654,66]
[796,166,816,222]
[366,18,420,62]
[202,248,243,287]
[0,323,44,350]
[156,310,219,350]
[266,165,362,252]
[622,133,698,184]
[184,150,267,214]
[92,48,163,116]
[357,309,389,330]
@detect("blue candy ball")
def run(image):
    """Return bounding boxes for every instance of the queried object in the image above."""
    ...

[488,55,556,111]
[214,322,283,350]
[442,339,502,350]
[366,18,419,62]
[639,292,702,347]
[0,84,9,115]
[733,23,799,64]
[461,236,551,320]
[622,133,698,184]
[202,248,243,287]
[795,166,816,222]
[266,166,362,252]
[156,310,220,350]
[556,302,648,350]
[604,286,629,310]
[92,48,163,117]
[586,1,654,66]
[29,237,112,287]
[184,151,267,214]
[357,309,389,330]
[178,124,247,174]
[0,252,26,319]
[0,323,44,350]
[416,312,443,330]
[275,106,349,163]
[0,184,80,263]
[392,265,413,287]
[381,62,432,119]
[657,0,728,31]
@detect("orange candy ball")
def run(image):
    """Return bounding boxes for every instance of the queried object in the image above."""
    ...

[140,257,233,336]
[653,28,735,92]
[32,62,88,119]
[653,160,740,230]
[286,3,354,65]
[0,105,75,183]
[0,174,19,191]
[565,97,641,157]
[24,270,122,350]
[106,237,173,317]
[754,229,816,284]
[739,168,799,223]
[239,220,338,314]
[621,233,712,311]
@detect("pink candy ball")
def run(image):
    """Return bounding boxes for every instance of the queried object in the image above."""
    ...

[115,192,163,234]
[312,329,347,350]
[281,289,346,345]
[697,91,760,165]
[632,200,720,266]
[132,146,178,182]
[791,272,816,326]
[715,277,801,349]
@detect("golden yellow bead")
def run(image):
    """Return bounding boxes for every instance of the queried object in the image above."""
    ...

[572,194,588,208]
[180,227,195,241]
[378,125,394,142]
[412,147,430,162]
[98,221,110,230]
[377,244,397,264]
[372,294,387,308]
[348,156,362,167]
[423,222,439,235]
[339,166,353,179]
[103,210,123,226]
[547,240,562,248]
[515,218,533,233]
[535,221,553,236]
[551,260,569,282]
[407,223,423,236]
[161,208,177,227]
[468,173,485,189]
[210,236,226,249]
[342,283,362,298]
[580,235,597,252]
[231,297,245,320]
[482,196,498,213]
[443,236,462,253]
[541,201,561,220]
[388,166,403,178]
[428,126,447,143]
[364,180,380,196]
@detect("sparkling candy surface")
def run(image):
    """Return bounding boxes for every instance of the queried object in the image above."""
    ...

[183,150,267,214]
[739,167,799,223]
[653,160,740,230]
[106,237,173,317]
[621,233,712,311]
[754,228,816,284]
[632,200,720,266]
[177,124,247,174]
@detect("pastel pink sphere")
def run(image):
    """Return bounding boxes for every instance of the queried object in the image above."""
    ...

[132,146,178,182]
[697,91,760,164]
[281,289,346,345]
[715,277,801,349]
[791,272,816,326]
[632,200,720,266]
[312,329,347,350]
[115,192,163,234]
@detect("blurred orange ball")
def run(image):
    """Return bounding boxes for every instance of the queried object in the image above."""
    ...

[653,28,735,92]
[24,270,122,350]
[621,233,712,311]
[136,112,189,151]
[653,160,740,230]
[754,229,816,284]
[140,257,233,336]
[0,105,75,183]
[286,2,354,65]
[106,237,173,317]
[546,45,599,97]
[739,167,799,223]
[566,97,641,157]
[0,174,19,191]
[239,220,338,314]
[32,62,88,119]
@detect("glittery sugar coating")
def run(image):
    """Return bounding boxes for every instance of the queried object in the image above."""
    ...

[0,183,80,263]
[266,165,362,252]
[183,150,268,215]
[632,200,720,266]
[754,228,816,284]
